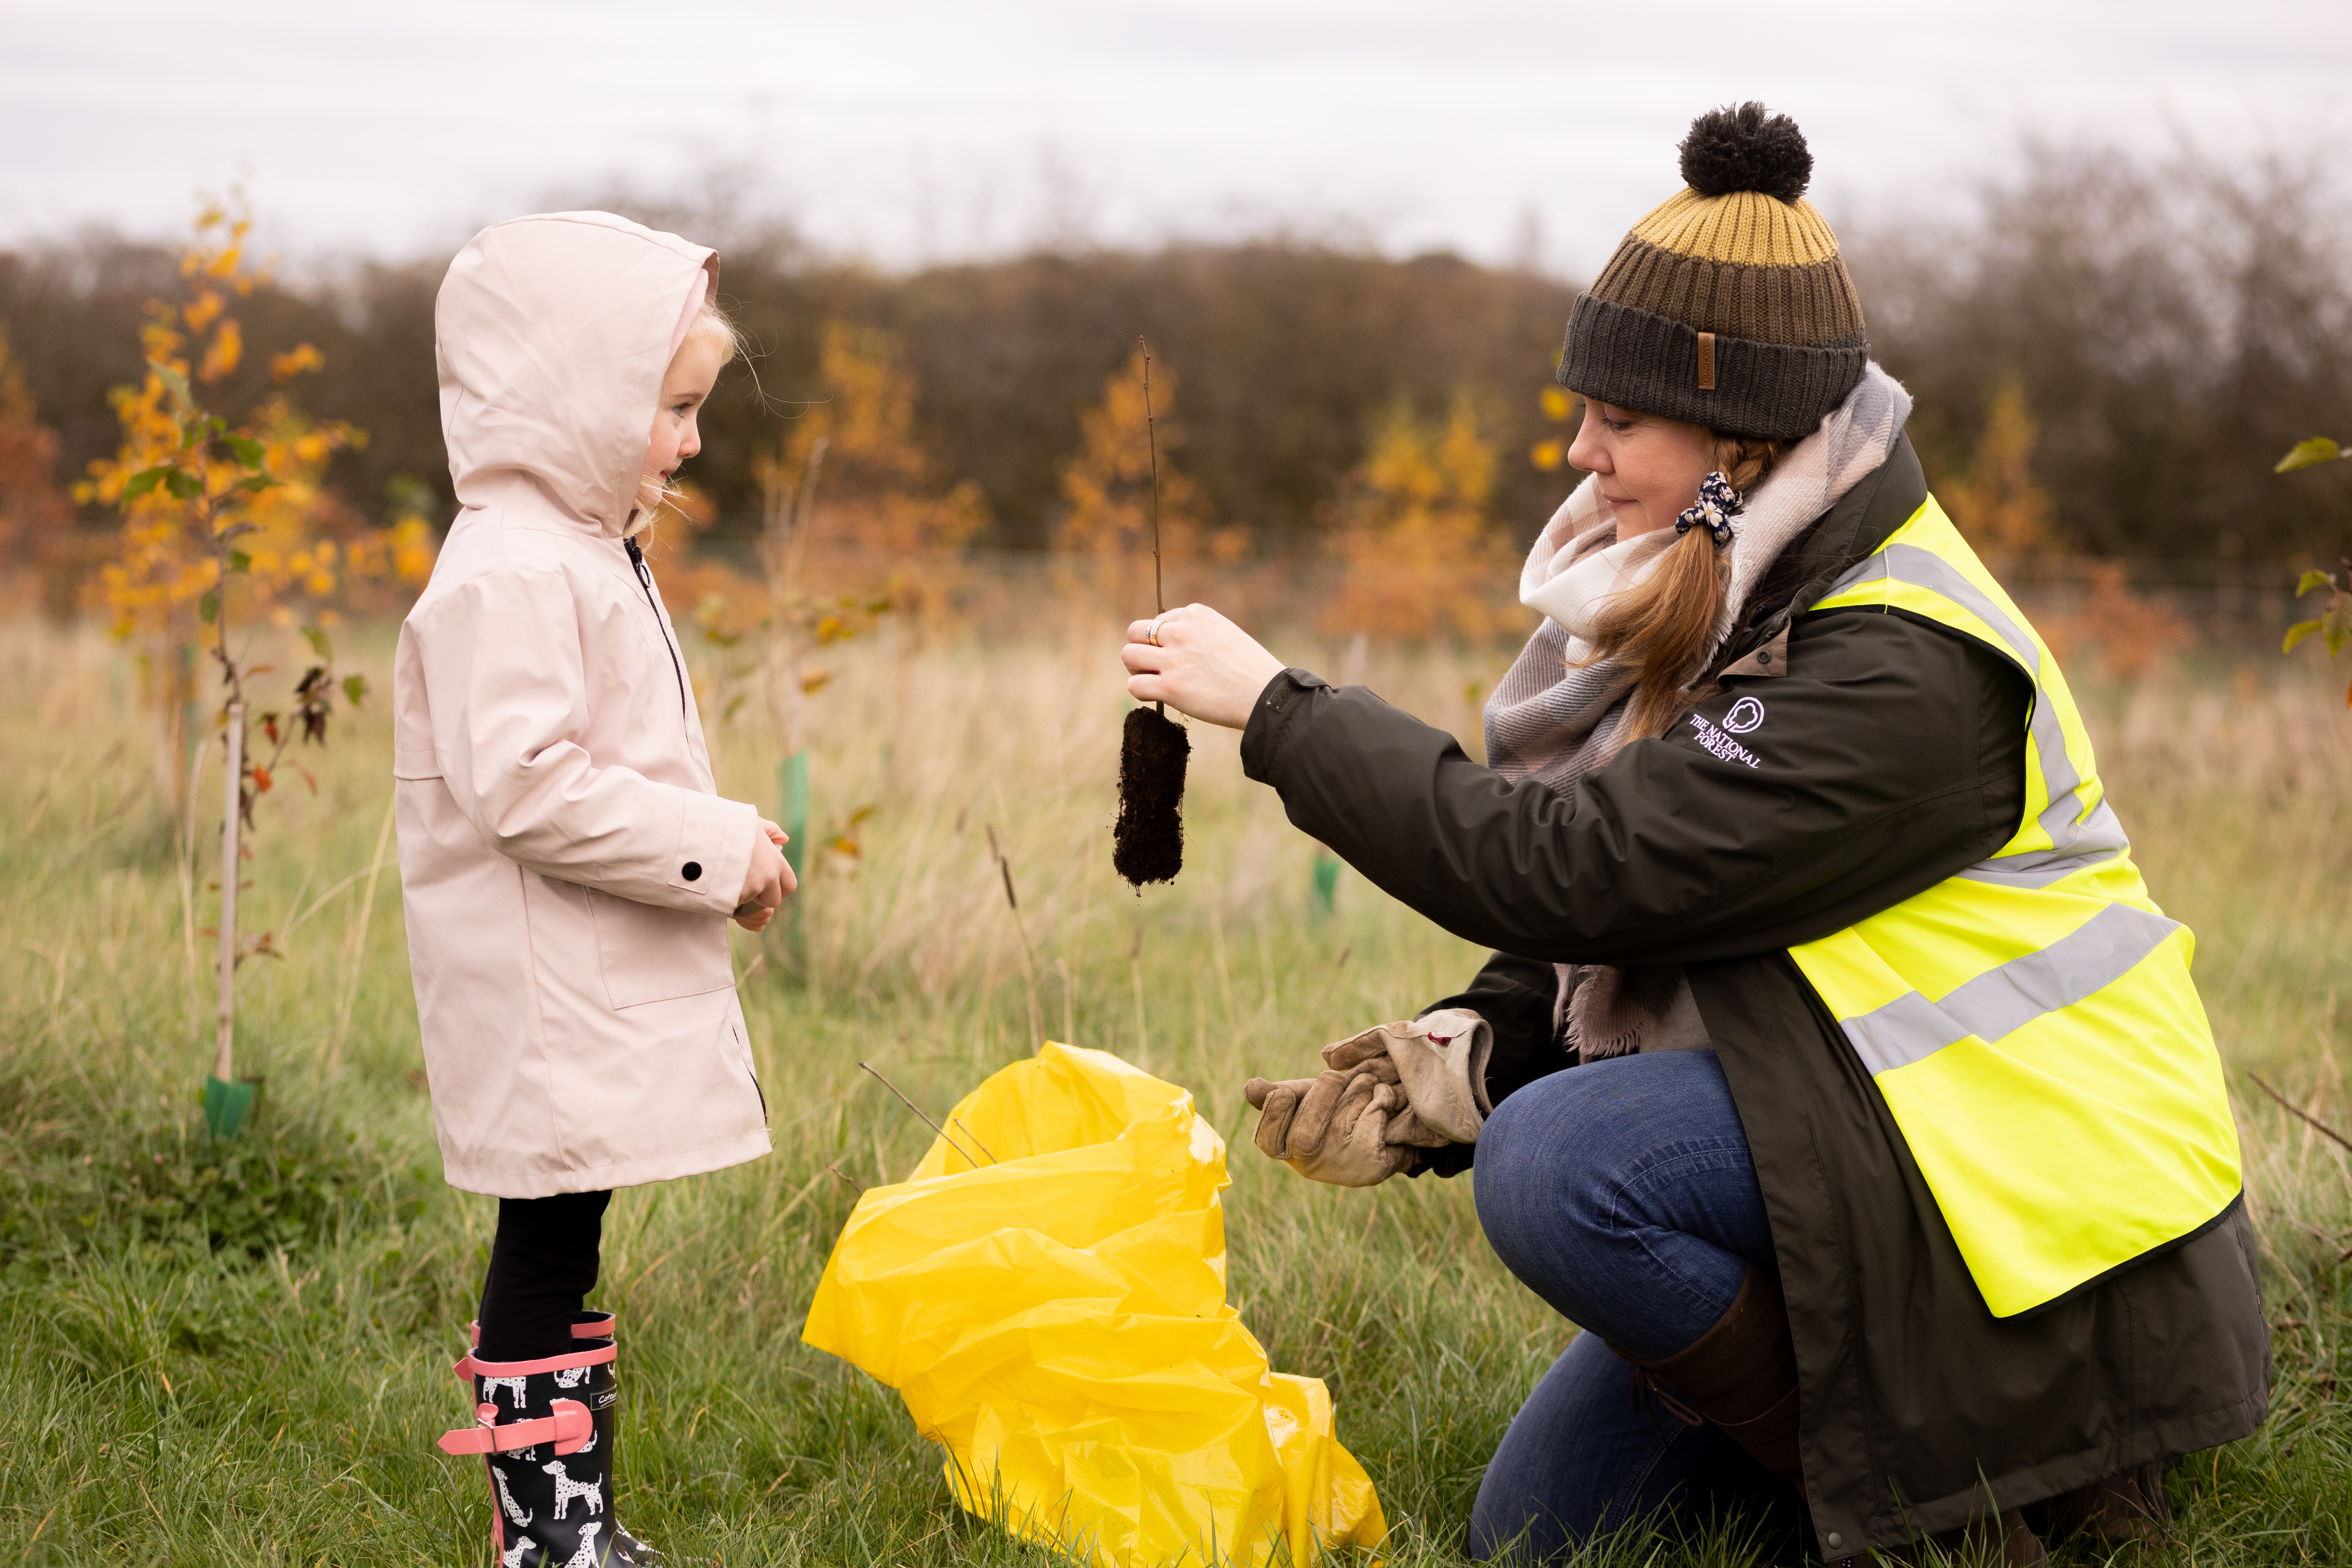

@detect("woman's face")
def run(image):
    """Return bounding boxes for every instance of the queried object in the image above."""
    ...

[1565,399,1715,537]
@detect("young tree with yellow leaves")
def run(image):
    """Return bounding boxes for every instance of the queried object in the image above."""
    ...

[1056,345,1243,606]
[714,322,981,970]
[0,331,73,614]
[765,320,987,618]
[78,200,433,1132]
[1324,395,1517,643]
[1941,377,2055,561]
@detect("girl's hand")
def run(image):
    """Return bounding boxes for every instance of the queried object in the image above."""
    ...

[1121,604,1286,730]
[733,819,795,931]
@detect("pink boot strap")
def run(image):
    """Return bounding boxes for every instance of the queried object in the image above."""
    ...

[438,1397,593,1457]
[466,1313,616,1348]
[451,1340,616,1381]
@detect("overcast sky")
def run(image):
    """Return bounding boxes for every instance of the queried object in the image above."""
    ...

[3,0,2344,276]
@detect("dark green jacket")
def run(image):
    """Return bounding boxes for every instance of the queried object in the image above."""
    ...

[1238,436,2268,1557]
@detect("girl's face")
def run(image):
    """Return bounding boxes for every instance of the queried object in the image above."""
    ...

[1565,399,1716,537]
[642,334,729,502]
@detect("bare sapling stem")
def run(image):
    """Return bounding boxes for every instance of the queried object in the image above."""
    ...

[326,794,397,1082]
[1142,338,1163,618]
[859,1061,994,1169]
[2248,1072,2352,1155]
[1129,925,1150,1066]
[988,826,1043,1047]
[1141,336,1164,712]
[214,703,244,1081]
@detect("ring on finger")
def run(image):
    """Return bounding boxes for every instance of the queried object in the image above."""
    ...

[1147,617,1164,646]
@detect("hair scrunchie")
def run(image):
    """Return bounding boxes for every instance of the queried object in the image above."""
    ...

[1674,471,1743,547]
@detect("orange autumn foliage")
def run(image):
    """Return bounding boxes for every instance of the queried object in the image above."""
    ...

[1324,396,1519,643]
[78,199,437,803]
[0,331,73,613]
[1056,346,1245,609]
[753,321,988,618]
[1942,377,2056,561]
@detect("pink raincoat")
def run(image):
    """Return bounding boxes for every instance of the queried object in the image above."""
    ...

[394,212,770,1197]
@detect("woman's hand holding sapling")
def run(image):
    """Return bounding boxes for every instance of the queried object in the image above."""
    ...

[1121,604,1286,729]
[734,819,795,931]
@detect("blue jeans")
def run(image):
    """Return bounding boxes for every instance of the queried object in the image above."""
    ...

[1467,1050,1796,1562]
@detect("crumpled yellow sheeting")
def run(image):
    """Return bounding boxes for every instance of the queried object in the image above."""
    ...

[803,1042,1387,1567]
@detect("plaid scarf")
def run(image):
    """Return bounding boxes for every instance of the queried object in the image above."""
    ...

[1481,364,1912,1057]
[1483,364,1912,792]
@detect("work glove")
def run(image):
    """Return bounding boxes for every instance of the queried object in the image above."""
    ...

[1243,1069,1412,1186]
[1321,1008,1494,1146]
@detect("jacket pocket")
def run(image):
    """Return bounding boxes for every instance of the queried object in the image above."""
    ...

[585,888,734,1010]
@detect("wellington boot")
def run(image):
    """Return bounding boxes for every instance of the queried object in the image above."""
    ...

[1905,1507,2046,1567]
[2033,1462,2171,1548]
[438,1314,668,1565]
[1613,1265,1804,1490]
[462,1314,668,1563]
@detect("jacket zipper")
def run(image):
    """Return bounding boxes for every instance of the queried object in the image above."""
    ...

[624,535,689,726]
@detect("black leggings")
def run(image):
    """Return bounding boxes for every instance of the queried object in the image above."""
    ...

[477,1190,611,1363]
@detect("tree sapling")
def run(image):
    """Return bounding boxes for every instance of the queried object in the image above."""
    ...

[1113,338,1189,888]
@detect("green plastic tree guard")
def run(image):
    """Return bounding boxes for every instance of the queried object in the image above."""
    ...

[202,1075,257,1140]
[1311,849,1341,918]
[780,748,810,970]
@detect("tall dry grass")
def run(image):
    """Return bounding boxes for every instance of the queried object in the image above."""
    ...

[0,593,2349,1565]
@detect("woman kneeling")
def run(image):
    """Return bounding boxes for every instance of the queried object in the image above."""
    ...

[1122,103,2266,1566]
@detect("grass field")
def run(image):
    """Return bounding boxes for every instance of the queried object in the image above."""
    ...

[3,606,2350,1567]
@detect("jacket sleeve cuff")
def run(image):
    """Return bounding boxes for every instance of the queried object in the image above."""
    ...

[1405,1143,1475,1179]
[1239,668,1329,783]
[665,790,760,914]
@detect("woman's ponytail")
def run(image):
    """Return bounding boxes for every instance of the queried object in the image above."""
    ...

[1586,432,1784,746]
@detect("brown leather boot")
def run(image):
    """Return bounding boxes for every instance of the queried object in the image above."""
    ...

[1910,1507,2046,1566]
[1611,1265,1803,1489]
[2037,1462,2170,1547]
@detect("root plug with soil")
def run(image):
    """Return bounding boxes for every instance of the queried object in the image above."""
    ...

[1114,705,1188,885]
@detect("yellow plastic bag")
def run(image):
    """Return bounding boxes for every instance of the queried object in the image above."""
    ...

[803,1042,1387,1567]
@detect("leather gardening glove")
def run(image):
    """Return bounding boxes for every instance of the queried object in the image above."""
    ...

[1243,1068,1412,1186]
[1321,1008,1494,1147]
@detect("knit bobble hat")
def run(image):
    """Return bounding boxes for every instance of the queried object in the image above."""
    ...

[1558,103,1868,441]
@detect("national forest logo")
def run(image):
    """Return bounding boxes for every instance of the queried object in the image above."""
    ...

[1724,696,1766,734]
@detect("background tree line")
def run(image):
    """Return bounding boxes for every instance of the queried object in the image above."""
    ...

[3,135,2347,585]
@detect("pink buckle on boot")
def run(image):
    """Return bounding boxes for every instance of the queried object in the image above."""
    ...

[438,1397,593,1457]
[435,1338,614,1460]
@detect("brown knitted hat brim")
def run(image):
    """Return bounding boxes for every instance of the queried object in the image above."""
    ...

[1558,292,1868,442]
[1591,236,1865,346]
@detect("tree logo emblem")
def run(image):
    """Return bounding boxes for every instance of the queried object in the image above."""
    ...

[1724,696,1766,734]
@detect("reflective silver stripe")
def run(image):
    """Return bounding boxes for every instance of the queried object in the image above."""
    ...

[1959,799,2131,890]
[1841,902,2181,1076]
[1822,544,2107,854]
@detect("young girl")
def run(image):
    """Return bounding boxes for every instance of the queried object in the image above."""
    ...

[395,210,793,1566]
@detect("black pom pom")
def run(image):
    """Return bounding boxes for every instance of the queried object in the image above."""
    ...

[1678,102,1812,204]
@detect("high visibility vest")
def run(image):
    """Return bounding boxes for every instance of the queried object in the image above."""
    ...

[1789,498,2241,1318]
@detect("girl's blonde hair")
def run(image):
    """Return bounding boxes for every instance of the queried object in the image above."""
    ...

[1586,431,1785,744]
[628,299,747,537]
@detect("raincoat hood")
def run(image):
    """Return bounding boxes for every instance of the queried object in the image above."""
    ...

[437,211,717,537]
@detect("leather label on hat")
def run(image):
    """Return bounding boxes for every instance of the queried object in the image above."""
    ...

[1697,331,1717,390]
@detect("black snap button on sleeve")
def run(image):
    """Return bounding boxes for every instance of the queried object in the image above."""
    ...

[681,861,702,881]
